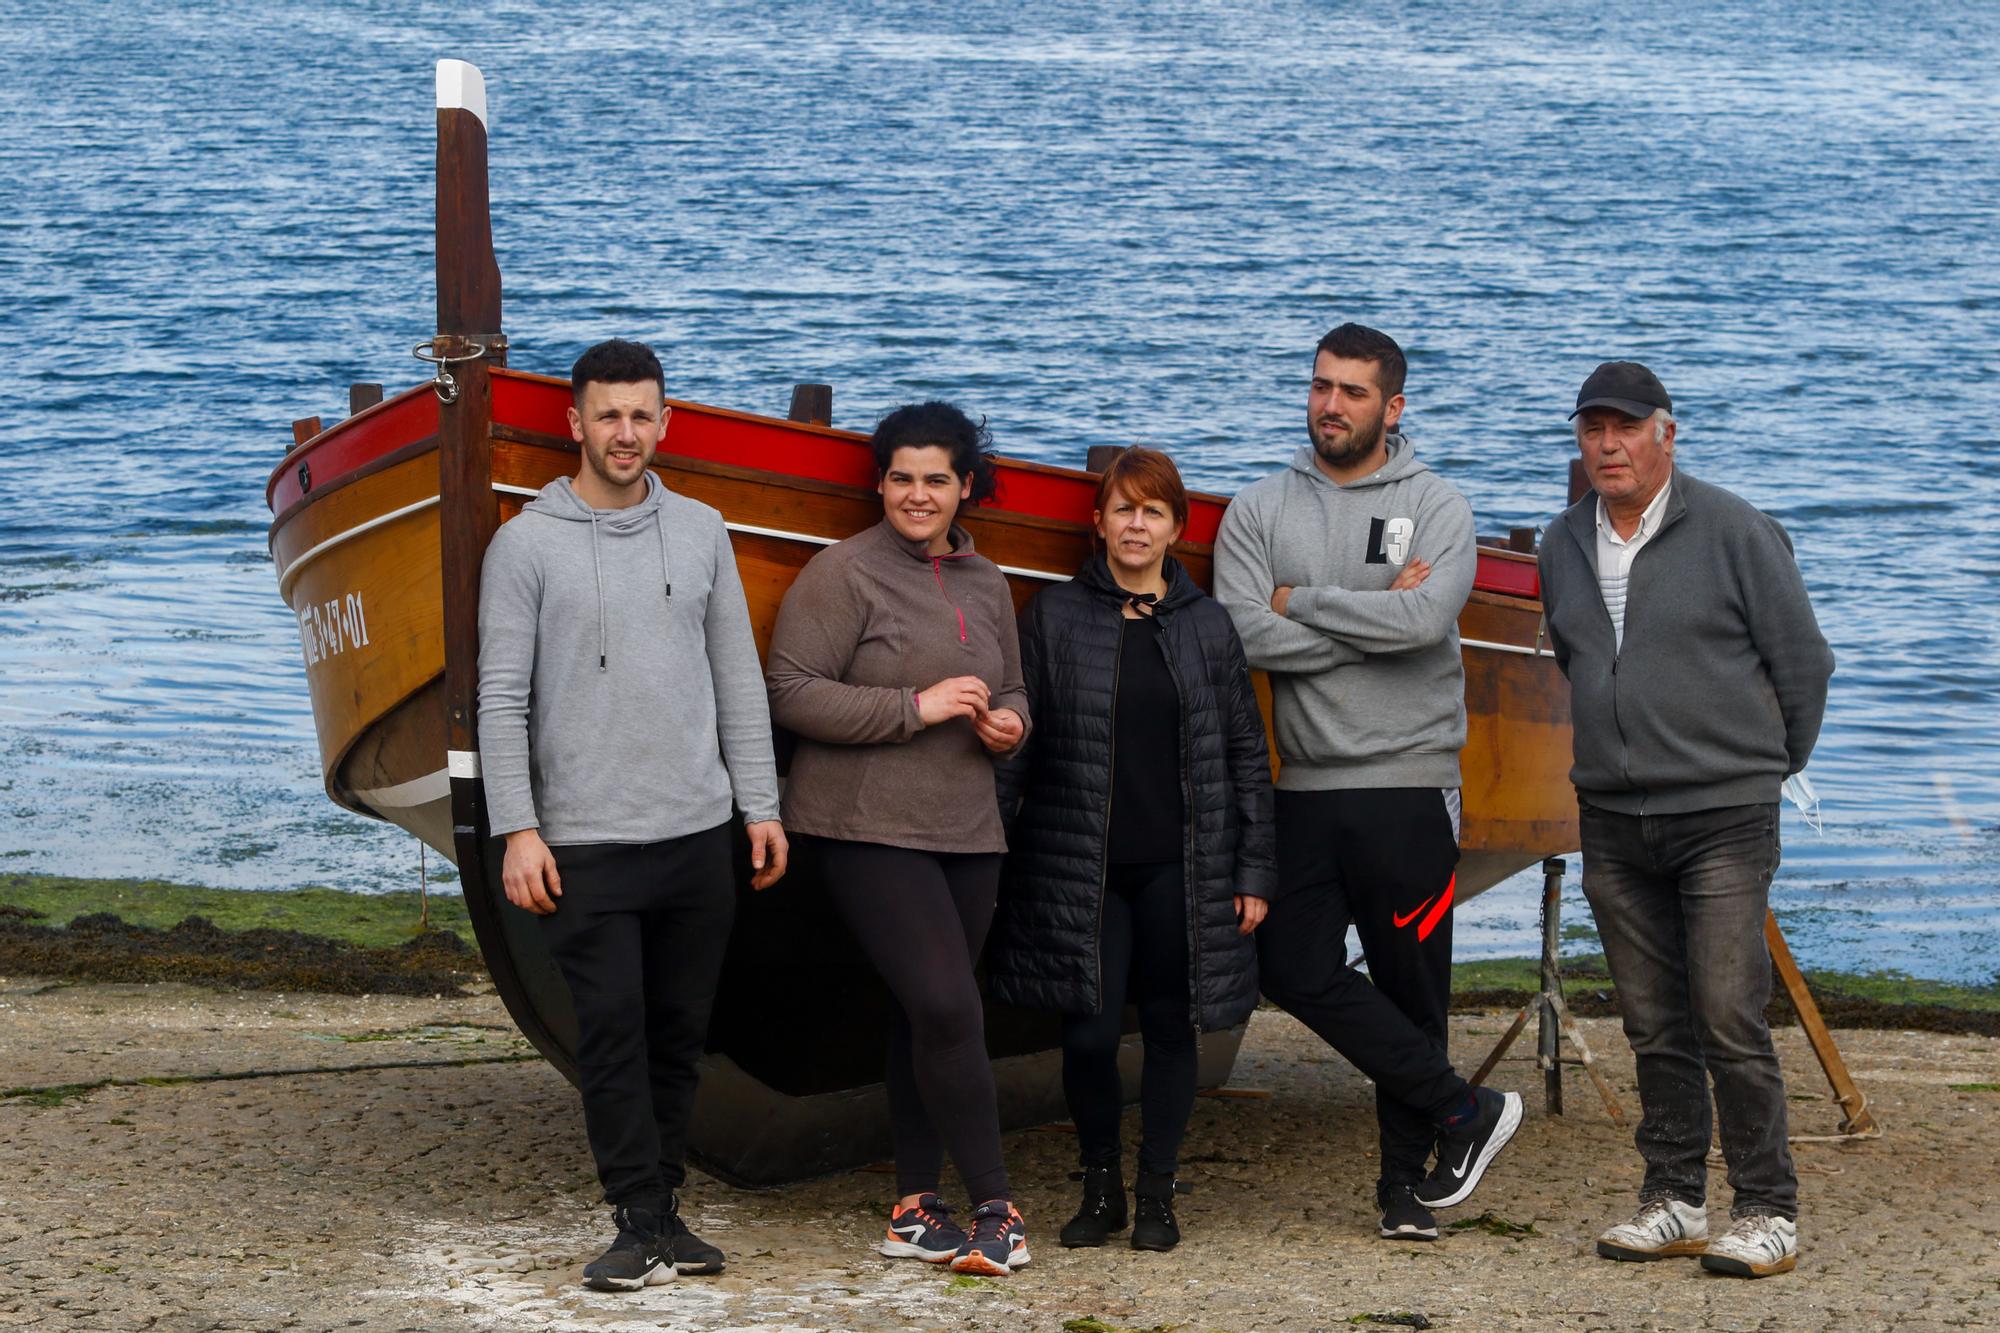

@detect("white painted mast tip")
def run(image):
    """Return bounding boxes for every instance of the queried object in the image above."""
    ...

[436,60,488,128]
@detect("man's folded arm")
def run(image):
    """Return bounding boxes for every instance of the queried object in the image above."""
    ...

[1215,499,1362,672]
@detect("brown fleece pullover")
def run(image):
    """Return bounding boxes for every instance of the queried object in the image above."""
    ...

[766,518,1030,854]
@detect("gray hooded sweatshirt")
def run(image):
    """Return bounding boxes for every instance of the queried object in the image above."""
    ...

[1214,435,1475,790]
[476,472,780,843]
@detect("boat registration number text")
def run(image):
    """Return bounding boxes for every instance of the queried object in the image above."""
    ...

[298,592,370,667]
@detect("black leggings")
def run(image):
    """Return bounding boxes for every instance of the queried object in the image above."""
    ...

[1061,859,1199,1177]
[813,838,1010,1205]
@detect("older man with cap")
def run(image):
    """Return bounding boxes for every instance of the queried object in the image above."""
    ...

[1538,361,1833,1279]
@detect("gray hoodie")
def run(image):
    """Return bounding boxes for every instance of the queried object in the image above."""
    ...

[477,472,780,843]
[1215,435,1474,789]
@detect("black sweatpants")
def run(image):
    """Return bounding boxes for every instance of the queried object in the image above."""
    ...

[1061,859,1200,1177]
[540,823,736,1208]
[1259,787,1464,1188]
[813,838,1011,1205]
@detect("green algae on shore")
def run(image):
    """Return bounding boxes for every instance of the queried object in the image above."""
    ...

[2,873,1996,1033]
[0,872,474,949]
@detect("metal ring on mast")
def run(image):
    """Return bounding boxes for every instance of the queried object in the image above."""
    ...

[413,337,491,403]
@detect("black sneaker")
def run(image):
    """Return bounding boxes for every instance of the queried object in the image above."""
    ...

[1129,1172,1183,1252]
[661,1194,725,1275]
[1059,1165,1128,1248]
[1415,1086,1522,1209]
[1378,1183,1439,1241]
[880,1193,966,1263]
[582,1205,670,1291]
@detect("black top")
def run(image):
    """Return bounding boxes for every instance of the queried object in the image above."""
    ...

[1107,614,1183,864]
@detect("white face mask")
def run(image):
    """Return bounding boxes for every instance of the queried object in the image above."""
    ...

[1781,771,1823,836]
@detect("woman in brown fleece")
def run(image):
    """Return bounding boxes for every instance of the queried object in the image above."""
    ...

[765,400,1032,1278]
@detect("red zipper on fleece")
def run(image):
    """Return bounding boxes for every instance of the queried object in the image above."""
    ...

[930,556,967,643]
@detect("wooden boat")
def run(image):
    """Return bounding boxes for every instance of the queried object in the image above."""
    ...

[266,61,1576,1186]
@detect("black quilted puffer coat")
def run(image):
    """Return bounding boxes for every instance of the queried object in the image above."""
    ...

[988,553,1276,1032]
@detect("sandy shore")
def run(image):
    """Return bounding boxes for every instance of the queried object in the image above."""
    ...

[1,975,1995,1332]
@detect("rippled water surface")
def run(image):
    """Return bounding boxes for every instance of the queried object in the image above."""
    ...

[2,2,1996,981]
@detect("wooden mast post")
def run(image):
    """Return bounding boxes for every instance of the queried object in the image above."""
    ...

[432,59,568,1072]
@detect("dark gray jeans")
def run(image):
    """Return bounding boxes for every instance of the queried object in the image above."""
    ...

[1579,800,1797,1221]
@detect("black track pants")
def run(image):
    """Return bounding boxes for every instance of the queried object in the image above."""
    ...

[1259,787,1464,1187]
[1061,859,1200,1177]
[540,823,736,1208]
[813,838,1011,1205]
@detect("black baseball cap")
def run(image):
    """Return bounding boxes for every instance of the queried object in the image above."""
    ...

[1569,361,1672,420]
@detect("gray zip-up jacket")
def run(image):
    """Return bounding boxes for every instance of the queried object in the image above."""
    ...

[1215,436,1475,789]
[477,473,780,843]
[1538,469,1834,815]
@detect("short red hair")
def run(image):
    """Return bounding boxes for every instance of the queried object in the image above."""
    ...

[1094,447,1189,529]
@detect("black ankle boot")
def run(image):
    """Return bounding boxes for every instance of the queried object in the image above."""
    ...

[1058,1164,1128,1247]
[1131,1171,1183,1251]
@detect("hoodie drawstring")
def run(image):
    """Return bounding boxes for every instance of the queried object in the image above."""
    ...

[657,510,673,601]
[589,514,607,671]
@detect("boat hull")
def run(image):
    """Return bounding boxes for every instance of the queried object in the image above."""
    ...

[269,369,1577,1184]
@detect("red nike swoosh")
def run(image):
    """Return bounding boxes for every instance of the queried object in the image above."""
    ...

[1417,875,1457,942]
[1392,897,1435,929]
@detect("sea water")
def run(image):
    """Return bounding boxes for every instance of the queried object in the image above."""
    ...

[1,2,1995,982]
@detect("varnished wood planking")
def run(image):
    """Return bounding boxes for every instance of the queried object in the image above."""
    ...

[270,452,437,577]
[281,505,444,803]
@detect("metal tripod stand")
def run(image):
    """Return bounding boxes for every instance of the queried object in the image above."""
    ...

[1470,857,1627,1124]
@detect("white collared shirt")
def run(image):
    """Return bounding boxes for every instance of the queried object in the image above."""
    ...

[1595,480,1672,652]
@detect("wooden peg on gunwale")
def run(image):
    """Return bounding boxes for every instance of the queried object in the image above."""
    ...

[1085,445,1128,474]
[292,417,322,446]
[1568,458,1592,505]
[349,383,384,416]
[787,383,832,426]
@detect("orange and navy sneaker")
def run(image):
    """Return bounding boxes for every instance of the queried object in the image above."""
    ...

[949,1200,1030,1275]
[879,1194,965,1263]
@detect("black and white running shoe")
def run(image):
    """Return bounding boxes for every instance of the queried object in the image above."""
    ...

[1378,1183,1439,1241]
[1415,1086,1523,1209]
[879,1193,966,1263]
[662,1194,725,1275]
[582,1205,671,1291]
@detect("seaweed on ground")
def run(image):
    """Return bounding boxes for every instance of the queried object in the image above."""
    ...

[1451,969,2000,1039]
[0,912,482,996]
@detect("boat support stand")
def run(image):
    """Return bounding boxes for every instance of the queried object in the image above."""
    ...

[1470,859,1881,1140]
[1471,858,1626,1124]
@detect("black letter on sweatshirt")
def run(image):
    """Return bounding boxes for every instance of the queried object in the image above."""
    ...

[1365,516,1389,564]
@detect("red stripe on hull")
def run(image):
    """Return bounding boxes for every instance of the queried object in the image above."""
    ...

[266,368,1535,598]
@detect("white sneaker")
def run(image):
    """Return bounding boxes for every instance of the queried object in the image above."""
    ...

[1596,1199,1709,1261]
[1700,1214,1798,1278]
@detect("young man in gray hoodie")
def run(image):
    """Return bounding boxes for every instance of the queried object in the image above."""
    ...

[477,339,786,1291]
[1216,323,1520,1242]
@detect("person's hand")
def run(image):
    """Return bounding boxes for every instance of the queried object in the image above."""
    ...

[746,820,789,890]
[1270,586,1292,617]
[1390,559,1431,591]
[1234,894,1268,935]
[972,707,1025,754]
[502,829,562,915]
[917,676,990,726]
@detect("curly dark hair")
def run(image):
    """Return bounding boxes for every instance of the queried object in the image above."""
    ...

[570,338,665,403]
[868,400,1001,507]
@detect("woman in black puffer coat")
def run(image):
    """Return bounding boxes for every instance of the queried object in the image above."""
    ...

[990,447,1275,1254]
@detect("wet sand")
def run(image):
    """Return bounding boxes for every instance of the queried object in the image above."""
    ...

[2,976,1995,1332]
